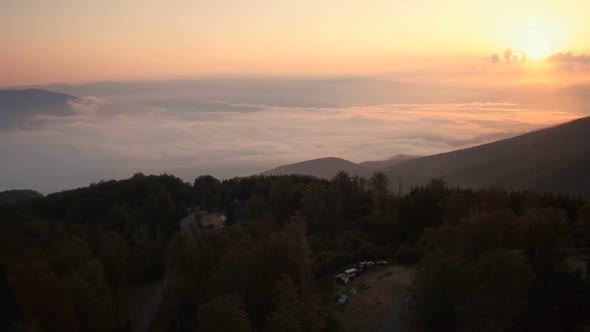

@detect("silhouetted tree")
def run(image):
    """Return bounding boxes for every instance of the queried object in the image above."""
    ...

[197,295,251,332]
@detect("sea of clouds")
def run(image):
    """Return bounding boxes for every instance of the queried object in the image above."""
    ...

[0,77,585,193]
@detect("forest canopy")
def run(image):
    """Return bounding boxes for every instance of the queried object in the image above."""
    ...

[1,172,589,332]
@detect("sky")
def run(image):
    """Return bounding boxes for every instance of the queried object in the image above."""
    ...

[1,1,589,193]
[1,0,590,85]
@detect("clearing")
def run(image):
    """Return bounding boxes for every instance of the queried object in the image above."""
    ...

[333,265,415,332]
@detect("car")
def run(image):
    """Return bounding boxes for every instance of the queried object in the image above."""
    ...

[337,294,348,306]
[366,261,375,268]
[377,260,388,265]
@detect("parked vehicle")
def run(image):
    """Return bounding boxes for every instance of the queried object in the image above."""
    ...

[337,294,348,306]
[344,268,358,278]
[354,262,367,273]
[333,273,350,285]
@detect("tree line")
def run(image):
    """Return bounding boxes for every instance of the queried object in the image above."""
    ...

[0,171,589,331]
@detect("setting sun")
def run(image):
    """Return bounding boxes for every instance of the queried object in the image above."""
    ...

[507,18,563,59]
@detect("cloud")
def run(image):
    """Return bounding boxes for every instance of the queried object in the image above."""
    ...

[547,52,590,64]
[546,52,590,70]
[67,96,108,115]
[489,49,526,64]
[504,49,513,62]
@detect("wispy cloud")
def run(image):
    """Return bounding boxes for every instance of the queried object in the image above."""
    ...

[67,96,108,115]
[547,52,590,64]
[546,52,590,71]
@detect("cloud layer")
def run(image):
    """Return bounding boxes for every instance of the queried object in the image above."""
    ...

[546,52,590,71]
[547,52,590,64]
[0,79,584,193]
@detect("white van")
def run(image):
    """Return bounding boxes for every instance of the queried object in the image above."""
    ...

[344,268,358,278]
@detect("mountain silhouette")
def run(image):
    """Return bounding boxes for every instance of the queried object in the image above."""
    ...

[260,117,590,196]
[0,88,77,129]
[384,117,590,196]
[359,154,420,169]
[261,157,373,179]
[0,189,43,205]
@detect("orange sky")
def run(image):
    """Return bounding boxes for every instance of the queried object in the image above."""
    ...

[1,0,589,85]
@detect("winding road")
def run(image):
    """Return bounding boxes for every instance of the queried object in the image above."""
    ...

[136,212,197,331]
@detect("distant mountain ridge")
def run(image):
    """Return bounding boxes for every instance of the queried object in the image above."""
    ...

[0,88,77,129]
[383,116,590,196]
[0,189,43,205]
[359,154,419,169]
[259,117,590,196]
[260,154,421,179]
[261,157,373,179]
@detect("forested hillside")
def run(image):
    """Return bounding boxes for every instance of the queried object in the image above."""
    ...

[385,116,590,196]
[260,118,590,197]
[358,154,419,169]
[0,190,43,205]
[1,172,589,331]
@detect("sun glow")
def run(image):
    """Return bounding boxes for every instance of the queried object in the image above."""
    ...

[507,19,563,60]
